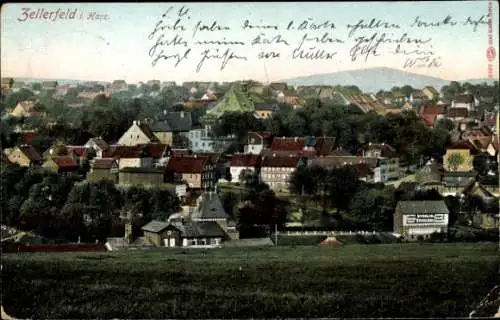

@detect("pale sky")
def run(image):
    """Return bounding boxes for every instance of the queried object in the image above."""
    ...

[1,1,499,83]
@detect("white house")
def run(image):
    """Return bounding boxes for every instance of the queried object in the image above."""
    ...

[452,94,479,111]
[117,120,160,146]
[83,137,109,158]
[229,154,261,183]
[243,131,273,155]
[394,201,449,241]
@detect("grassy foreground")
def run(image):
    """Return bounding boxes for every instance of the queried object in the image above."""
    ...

[2,243,499,318]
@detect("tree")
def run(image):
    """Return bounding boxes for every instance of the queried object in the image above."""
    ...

[400,85,414,98]
[447,152,465,171]
[349,187,395,230]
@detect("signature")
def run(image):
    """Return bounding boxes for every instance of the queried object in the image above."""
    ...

[403,55,442,68]
[196,48,247,72]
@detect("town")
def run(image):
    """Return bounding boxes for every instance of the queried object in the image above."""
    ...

[1,76,499,319]
[1,77,498,249]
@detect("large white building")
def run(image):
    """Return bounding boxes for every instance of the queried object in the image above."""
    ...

[394,201,449,241]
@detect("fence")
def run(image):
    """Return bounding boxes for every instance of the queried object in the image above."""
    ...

[278,230,379,237]
[3,243,106,253]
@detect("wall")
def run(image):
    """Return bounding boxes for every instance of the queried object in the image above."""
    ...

[117,123,152,146]
[244,144,264,154]
[230,166,255,183]
[261,167,295,192]
[443,149,473,172]
[119,157,152,170]
[87,170,118,183]
[119,172,164,188]
[143,231,166,246]
[182,173,201,189]
[154,131,173,145]
[7,149,31,167]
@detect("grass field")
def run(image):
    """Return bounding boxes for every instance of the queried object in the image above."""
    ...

[2,243,499,318]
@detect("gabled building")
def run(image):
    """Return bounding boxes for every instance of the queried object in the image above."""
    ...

[42,156,79,173]
[87,158,119,183]
[150,110,192,145]
[229,154,261,183]
[10,101,44,118]
[419,105,445,127]
[452,94,478,111]
[277,89,300,104]
[204,84,255,121]
[117,120,160,146]
[409,90,428,104]
[165,155,216,190]
[7,145,43,167]
[83,137,109,158]
[244,132,274,154]
[260,154,305,192]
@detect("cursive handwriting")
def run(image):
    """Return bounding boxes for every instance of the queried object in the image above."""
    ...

[291,35,337,60]
[242,20,279,30]
[195,38,245,46]
[403,55,442,69]
[252,33,290,46]
[461,15,487,32]
[151,48,191,67]
[350,32,431,62]
[286,18,336,31]
[192,20,230,38]
[346,18,400,38]
[149,34,188,57]
[196,48,247,72]
[148,6,188,40]
[393,44,434,56]
[410,15,458,28]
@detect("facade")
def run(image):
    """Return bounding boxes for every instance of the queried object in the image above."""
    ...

[187,127,235,153]
[229,154,261,183]
[7,145,43,167]
[363,143,399,180]
[260,155,303,192]
[150,111,193,145]
[394,200,449,240]
[42,156,79,173]
[87,158,119,183]
[244,131,274,154]
[452,94,478,111]
[165,155,216,190]
[118,167,165,188]
[443,142,475,172]
[117,120,160,146]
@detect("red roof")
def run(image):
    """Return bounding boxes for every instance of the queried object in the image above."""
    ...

[67,146,86,157]
[419,105,444,127]
[166,155,209,173]
[261,155,301,167]
[53,156,79,168]
[230,154,261,167]
[270,137,306,151]
[261,149,317,158]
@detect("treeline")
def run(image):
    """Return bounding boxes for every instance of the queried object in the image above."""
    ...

[1,165,180,242]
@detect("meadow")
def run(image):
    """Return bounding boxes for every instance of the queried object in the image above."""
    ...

[2,243,499,318]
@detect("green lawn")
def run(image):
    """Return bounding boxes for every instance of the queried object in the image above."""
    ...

[2,243,499,318]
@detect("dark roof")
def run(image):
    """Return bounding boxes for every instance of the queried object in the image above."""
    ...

[397,200,449,214]
[141,220,170,233]
[104,145,152,158]
[119,167,165,174]
[270,137,306,151]
[365,143,397,158]
[92,158,118,169]
[454,94,474,104]
[313,137,337,155]
[170,220,227,238]
[18,145,42,161]
[166,155,209,173]
[261,155,301,167]
[138,123,160,142]
[87,137,109,150]
[230,154,261,167]
[52,156,78,168]
[352,163,374,178]
[151,111,192,132]
[447,140,477,150]
[138,143,168,158]
[191,192,231,221]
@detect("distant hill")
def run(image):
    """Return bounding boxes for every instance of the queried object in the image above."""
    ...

[283,67,497,93]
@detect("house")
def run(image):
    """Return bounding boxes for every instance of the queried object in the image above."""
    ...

[394,201,449,241]
[141,219,228,248]
[7,145,43,167]
[409,90,428,104]
[448,108,469,122]
[187,127,235,153]
[87,158,119,183]
[309,156,390,183]
[118,167,166,188]
[419,105,445,127]
[269,82,287,93]
[42,156,79,173]
[229,154,261,183]
[165,155,216,190]
[150,111,192,145]
[10,101,44,118]
[422,86,440,100]
[117,120,160,146]
[362,143,399,180]
[254,103,278,119]
[277,89,300,104]
[83,137,109,158]
[42,140,69,159]
[244,132,274,154]
[452,94,478,111]
[268,136,336,157]
[443,141,476,172]
[260,154,305,192]
[113,146,153,169]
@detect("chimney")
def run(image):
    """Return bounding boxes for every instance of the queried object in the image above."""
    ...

[180,111,184,118]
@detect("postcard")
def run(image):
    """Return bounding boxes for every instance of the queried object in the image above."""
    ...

[1,2,499,319]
